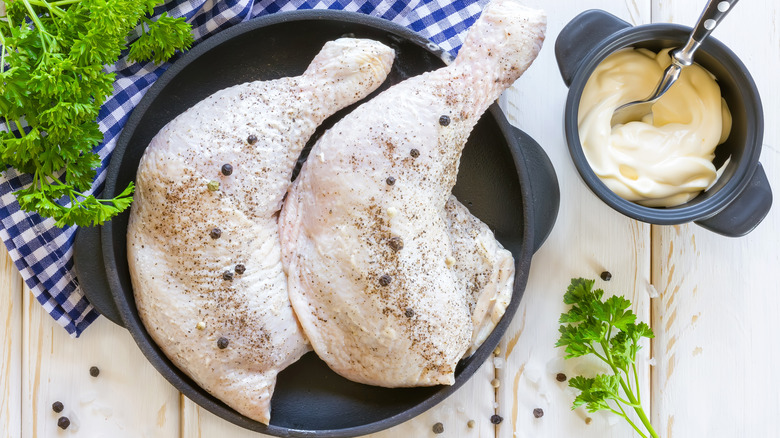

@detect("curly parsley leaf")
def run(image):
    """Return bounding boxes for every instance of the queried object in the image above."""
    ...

[1,0,193,227]
[128,13,194,64]
[556,278,658,438]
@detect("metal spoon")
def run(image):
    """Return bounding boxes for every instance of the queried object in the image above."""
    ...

[610,0,739,126]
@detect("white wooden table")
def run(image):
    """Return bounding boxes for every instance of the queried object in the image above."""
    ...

[2,1,778,437]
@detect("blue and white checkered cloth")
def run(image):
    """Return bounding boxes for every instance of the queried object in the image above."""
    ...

[0,0,488,336]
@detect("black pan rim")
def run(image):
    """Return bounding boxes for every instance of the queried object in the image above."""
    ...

[99,9,536,437]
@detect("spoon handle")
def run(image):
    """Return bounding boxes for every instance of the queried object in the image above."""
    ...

[676,0,739,65]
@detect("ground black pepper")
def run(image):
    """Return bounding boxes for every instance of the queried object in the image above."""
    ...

[388,236,404,251]
[432,422,444,434]
[247,134,258,144]
[221,164,233,176]
[490,414,503,424]
[210,228,222,239]
[600,271,612,281]
[222,271,234,281]
[379,274,392,286]
[556,372,567,382]
[439,115,450,126]
[217,337,229,349]
[89,366,100,377]
[52,401,64,413]
[57,417,70,430]
[235,264,246,275]
[404,308,415,318]
[533,408,544,418]
[410,148,420,158]
[386,176,396,186]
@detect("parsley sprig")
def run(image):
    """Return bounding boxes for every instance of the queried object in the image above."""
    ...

[0,0,194,227]
[556,278,658,438]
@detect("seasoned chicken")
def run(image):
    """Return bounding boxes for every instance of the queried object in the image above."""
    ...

[279,0,545,387]
[127,38,394,424]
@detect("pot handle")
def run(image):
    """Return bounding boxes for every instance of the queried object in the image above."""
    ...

[555,10,632,87]
[511,126,560,252]
[695,163,773,237]
[73,226,125,327]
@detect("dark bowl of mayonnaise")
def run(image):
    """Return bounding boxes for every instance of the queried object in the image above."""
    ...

[555,9,771,237]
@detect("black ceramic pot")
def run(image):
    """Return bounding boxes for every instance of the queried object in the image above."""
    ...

[73,10,559,437]
[556,10,771,237]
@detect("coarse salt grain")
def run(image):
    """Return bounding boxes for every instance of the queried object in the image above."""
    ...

[646,283,659,298]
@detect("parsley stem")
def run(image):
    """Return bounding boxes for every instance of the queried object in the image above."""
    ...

[0,27,7,70]
[26,0,66,18]
[633,362,641,404]
[47,0,83,5]
[20,0,52,52]
[13,119,25,136]
[600,335,658,438]
[614,401,649,438]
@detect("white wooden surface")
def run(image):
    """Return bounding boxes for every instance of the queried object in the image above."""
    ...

[650,2,780,437]
[1,0,778,437]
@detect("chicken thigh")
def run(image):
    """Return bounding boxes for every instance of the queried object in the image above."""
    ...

[280,0,545,387]
[127,38,394,424]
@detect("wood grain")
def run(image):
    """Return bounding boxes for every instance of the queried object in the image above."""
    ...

[20,285,181,438]
[0,246,22,438]
[2,1,779,438]
[496,1,653,437]
[651,1,780,436]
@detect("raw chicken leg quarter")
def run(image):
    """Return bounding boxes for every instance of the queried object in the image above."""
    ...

[280,0,546,387]
[127,38,394,424]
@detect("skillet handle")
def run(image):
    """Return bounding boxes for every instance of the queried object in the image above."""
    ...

[73,226,126,327]
[510,126,560,252]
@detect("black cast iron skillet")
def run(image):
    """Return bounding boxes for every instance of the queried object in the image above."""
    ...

[73,10,560,437]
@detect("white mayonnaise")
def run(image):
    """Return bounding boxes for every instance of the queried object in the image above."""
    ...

[578,48,732,207]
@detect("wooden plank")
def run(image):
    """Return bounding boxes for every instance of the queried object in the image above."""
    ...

[20,285,181,437]
[0,247,22,438]
[496,0,653,437]
[651,1,780,436]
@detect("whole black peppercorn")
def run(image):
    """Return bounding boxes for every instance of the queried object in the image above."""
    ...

[404,308,415,318]
[600,271,612,281]
[490,414,503,424]
[221,163,233,176]
[235,264,246,275]
[533,408,544,418]
[52,401,64,413]
[439,115,450,126]
[432,422,444,434]
[247,134,258,144]
[89,366,100,377]
[410,148,420,158]
[386,176,396,186]
[210,228,222,239]
[57,416,71,430]
[217,337,229,349]
[388,236,404,252]
[222,271,234,281]
[378,274,392,286]
[556,372,567,382]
